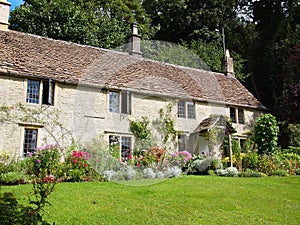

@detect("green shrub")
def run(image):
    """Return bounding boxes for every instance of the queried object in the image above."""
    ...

[244,152,259,170]
[0,192,52,225]
[254,114,279,154]
[271,169,289,177]
[0,171,29,185]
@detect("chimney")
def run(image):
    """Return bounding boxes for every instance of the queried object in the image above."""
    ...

[0,0,11,31]
[129,22,142,58]
[222,49,235,78]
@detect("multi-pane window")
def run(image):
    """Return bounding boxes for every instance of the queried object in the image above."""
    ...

[187,101,195,119]
[178,134,187,151]
[109,91,119,113]
[230,107,245,124]
[238,108,245,124]
[26,79,55,105]
[26,80,40,103]
[23,129,38,157]
[177,100,195,119]
[230,107,236,123]
[109,91,131,114]
[178,100,185,118]
[109,135,132,161]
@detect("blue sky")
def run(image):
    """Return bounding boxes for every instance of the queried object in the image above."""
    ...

[9,0,24,11]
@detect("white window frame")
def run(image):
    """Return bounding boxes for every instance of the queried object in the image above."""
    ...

[109,135,133,161]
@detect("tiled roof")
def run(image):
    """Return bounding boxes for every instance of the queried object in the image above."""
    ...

[0,30,265,109]
[193,115,236,134]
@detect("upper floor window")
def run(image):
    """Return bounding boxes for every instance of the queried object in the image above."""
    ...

[109,91,131,114]
[23,128,38,157]
[26,80,40,104]
[26,79,55,105]
[230,107,245,124]
[177,100,195,119]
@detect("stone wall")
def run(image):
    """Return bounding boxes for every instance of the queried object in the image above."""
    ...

[0,75,263,157]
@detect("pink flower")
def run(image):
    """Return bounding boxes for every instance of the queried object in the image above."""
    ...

[137,163,141,167]
[36,159,41,163]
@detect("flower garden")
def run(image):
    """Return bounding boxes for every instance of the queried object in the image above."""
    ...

[0,113,300,224]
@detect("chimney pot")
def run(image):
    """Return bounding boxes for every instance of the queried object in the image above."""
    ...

[0,0,11,31]
[129,22,142,58]
[222,49,235,78]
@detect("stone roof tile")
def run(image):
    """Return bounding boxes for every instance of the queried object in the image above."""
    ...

[0,30,265,109]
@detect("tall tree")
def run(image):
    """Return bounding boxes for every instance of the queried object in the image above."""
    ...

[9,0,153,49]
[249,0,300,119]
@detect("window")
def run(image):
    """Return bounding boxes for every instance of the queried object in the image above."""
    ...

[109,92,119,113]
[26,80,40,103]
[42,79,55,105]
[121,91,131,114]
[26,79,55,105]
[187,101,195,119]
[23,129,38,157]
[238,108,245,124]
[230,107,245,124]
[177,100,195,119]
[178,100,185,118]
[178,134,187,151]
[109,91,131,114]
[230,107,236,123]
[109,135,132,161]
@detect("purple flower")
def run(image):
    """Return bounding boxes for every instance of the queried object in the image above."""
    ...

[36,159,41,163]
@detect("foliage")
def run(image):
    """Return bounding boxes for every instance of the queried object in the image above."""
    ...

[0,171,28,185]
[133,146,166,168]
[129,116,151,140]
[243,152,259,170]
[0,103,73,146]
[0,192,52,225]
[215,167,239,177]
[0,143,62,224]
[141,40,210,70]
[9,0,153,49]
[129,116,156,151]
[153,103,178,147]
[64,150,91,182]
[253,114,279,154]
[187,157,217,174]
[169,151,193,169]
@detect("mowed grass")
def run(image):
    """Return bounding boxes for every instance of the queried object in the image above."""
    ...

[1,176,300,225]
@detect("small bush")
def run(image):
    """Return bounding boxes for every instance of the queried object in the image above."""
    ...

[0,171,29,185]
[216,167,239,177]
[270,169,289,177]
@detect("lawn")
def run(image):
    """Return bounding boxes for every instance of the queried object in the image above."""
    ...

[1,176,300,225]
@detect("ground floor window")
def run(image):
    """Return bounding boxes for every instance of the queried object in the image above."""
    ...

[178,134,187,151]
[109,135,132,162]
[23,129,38,157]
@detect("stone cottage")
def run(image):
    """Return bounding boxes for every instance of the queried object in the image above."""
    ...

[0,0,265,159]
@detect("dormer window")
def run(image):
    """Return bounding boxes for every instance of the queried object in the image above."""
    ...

[26,79,55,105]
[109,91,131,114]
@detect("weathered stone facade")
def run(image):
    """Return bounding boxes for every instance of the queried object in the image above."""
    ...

[0,26,265,158]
